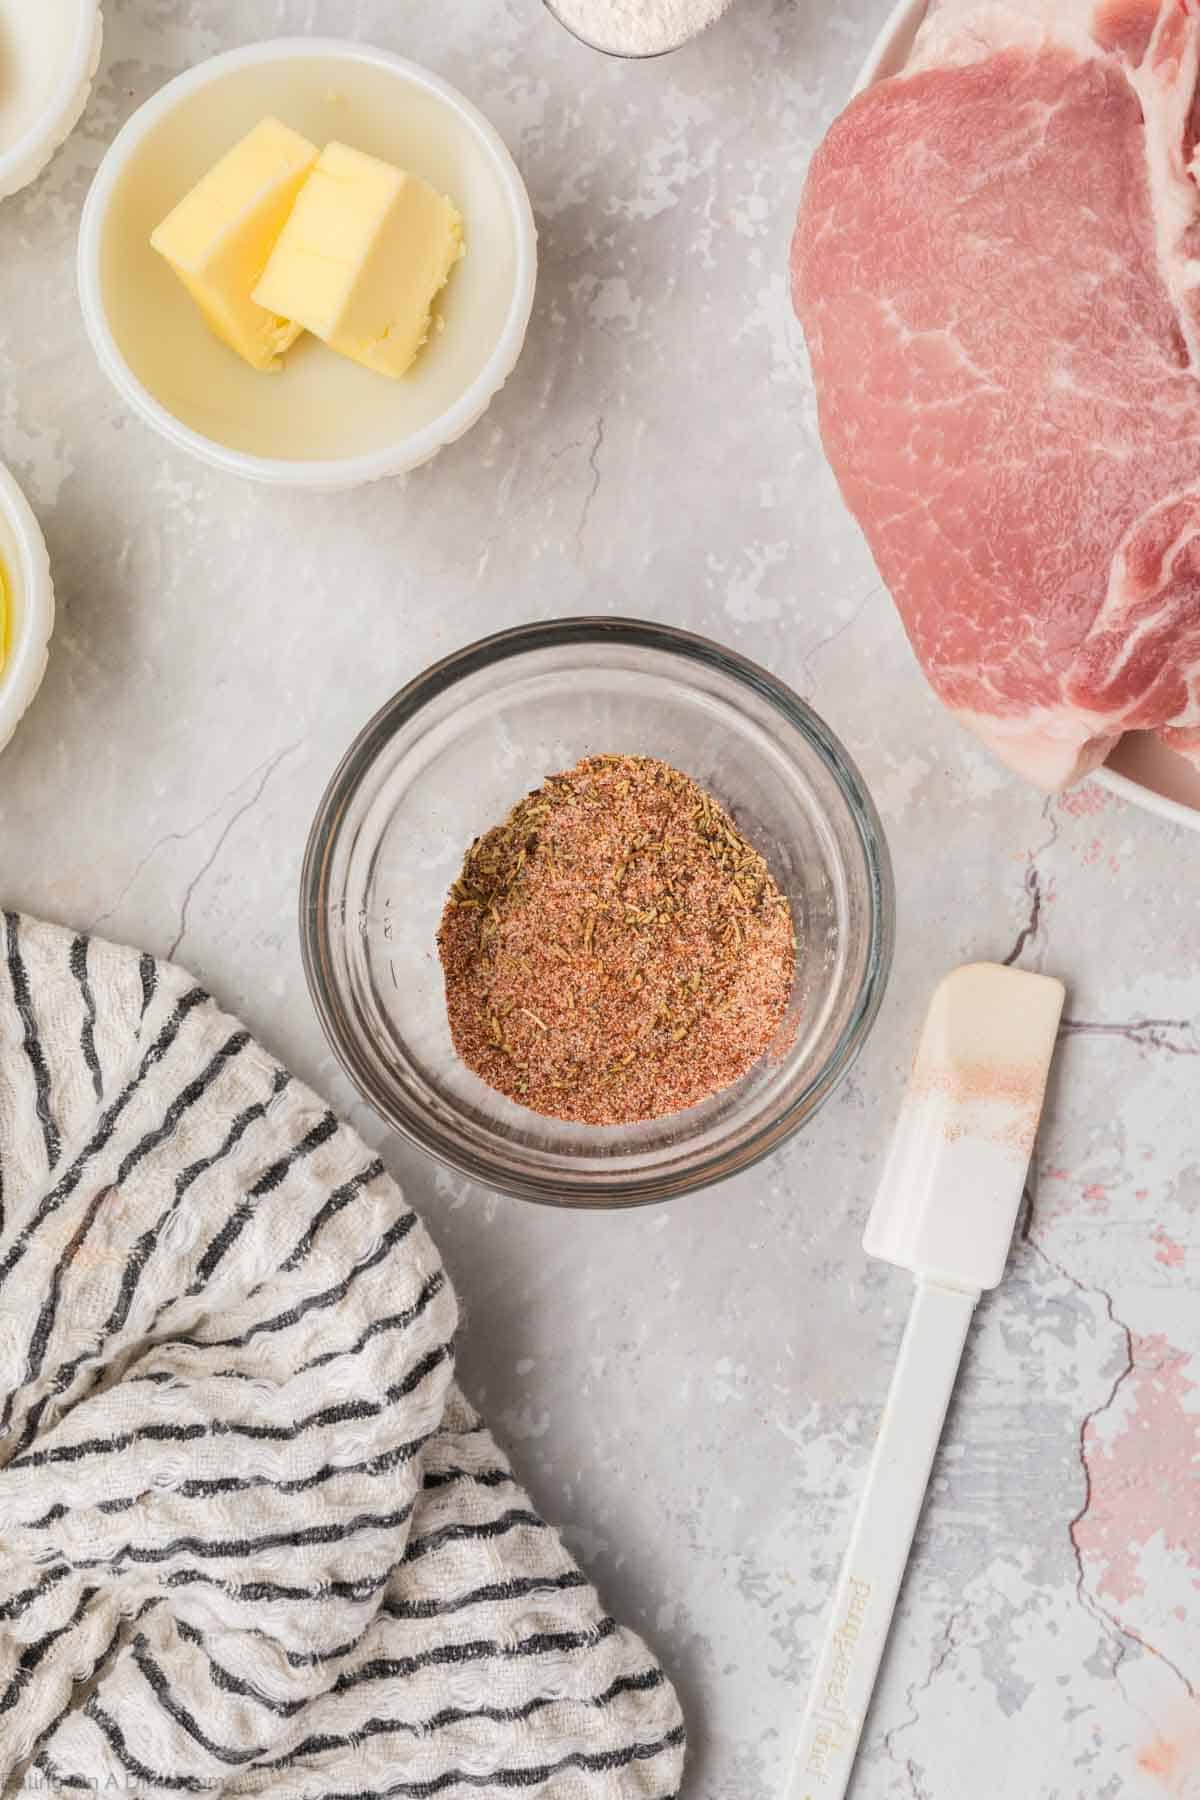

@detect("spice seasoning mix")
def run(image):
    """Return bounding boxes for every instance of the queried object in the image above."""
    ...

[438,754,796,1126]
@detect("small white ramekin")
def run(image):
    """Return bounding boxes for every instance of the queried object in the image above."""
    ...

[0,1,103,202]
[0,465,55,755]
[77,39,538,490]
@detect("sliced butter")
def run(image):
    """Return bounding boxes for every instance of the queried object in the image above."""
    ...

[151,117,320,372]
[253,142,464,380]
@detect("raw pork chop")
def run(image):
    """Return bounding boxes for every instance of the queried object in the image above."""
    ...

[792,0,1200,787]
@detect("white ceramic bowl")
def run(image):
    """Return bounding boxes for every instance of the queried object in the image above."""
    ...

[0,0,103,202]
[854,0,1200,833]
[77,39,538,489]
[0,464,55,755]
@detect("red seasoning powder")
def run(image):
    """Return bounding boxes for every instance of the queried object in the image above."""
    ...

[437,754,797,1126]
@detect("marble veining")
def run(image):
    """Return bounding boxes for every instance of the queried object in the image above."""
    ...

[0,2,1197,1795]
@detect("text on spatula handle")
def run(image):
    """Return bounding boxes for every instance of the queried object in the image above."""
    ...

[802,1576,873,1788]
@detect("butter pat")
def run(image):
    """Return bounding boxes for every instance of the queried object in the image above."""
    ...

[151,118,320,372]
[253,143,464,379]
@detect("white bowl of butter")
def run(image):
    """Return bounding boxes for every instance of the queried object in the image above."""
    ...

[0,0,102,201]
[0,464,55,755]
[77,40,538,488]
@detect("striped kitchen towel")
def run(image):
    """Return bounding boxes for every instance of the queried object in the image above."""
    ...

[0,913,685,1796]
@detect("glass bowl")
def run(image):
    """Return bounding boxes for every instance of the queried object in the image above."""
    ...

[301,619,894,1207]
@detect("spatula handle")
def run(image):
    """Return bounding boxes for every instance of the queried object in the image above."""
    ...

[786,1280,978,1800]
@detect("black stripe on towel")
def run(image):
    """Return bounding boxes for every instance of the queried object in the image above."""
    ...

[5,911,61,1170]
[1,1183,113,1436]
[76,1497,419,1572]
[83,1698,210,1793]
[80,1696,682,1800]
[131,1637,264,1766]
[170,1261,442,1379]
[29,1615,125,1768]
[21,1423,435,1510]
[25,1495,137,1529]
[0,1586,97,1717]
[174,1618,306,1719]
[303,1723,685,1800]
[182,1109,339,1296]
[0,984,210,1295]
[221,1341,452,1443]
[403,1506,546,1566]
[325,1617,618,1693]
[300,1275,446,1376]
[21,1450,511,1542]
[70,935,103,1100]
[421,1463,512,1493]
[4,1028,256,1453]
[278,1157,387,1271]
[114,1028,251,1190]
[33,1755,90,1792]
[138,952,157,1018]
[380,1567,586,1624]
[175,1204,419,1352]
[243,1667,668,1773]
[9,1340,452,1469]
[164,1559,402,1608]
[95,1064,291,1347]
[0,1561,72,1623]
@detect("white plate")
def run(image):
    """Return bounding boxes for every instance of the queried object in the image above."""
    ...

[852,0,1200,832]
[0,0,102,202]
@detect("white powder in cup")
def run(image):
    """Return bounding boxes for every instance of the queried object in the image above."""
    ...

[546,0,732,57]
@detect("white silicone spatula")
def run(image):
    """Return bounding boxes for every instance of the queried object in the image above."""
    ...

[787,963,1065,1800]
